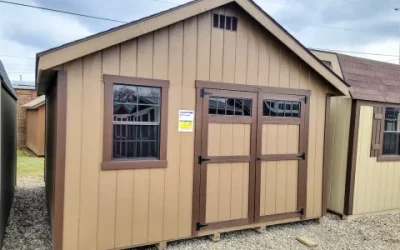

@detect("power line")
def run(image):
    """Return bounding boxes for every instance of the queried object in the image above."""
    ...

[310,48,400,57]
[151,0,181,5]
[0,0,127,23]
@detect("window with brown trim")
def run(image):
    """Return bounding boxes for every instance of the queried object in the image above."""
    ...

[102,75,169,170]
[382,107,400,155]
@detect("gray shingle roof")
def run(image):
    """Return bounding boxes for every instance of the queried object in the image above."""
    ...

[0,60,17,99]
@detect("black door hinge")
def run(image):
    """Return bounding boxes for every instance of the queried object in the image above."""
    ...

[196,222,208,231]
[200,88,212,98]
[299,208,305,216]
[300,96,307,104]
[198,156,211,164]
[298,153,306,160]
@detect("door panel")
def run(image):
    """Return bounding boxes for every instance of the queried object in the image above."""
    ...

[205,163,250,223]
[198,89,257,231]
[255,92,308,222]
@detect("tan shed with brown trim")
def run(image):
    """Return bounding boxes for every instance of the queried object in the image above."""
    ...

[23,95,46,156]
[313,50,400,219]
[36,1,349,249]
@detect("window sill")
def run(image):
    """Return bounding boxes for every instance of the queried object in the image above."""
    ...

[377,155,400,162]
[102,160,167,171]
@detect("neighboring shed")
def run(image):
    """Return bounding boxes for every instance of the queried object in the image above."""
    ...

[312,50,400,219]
[0,61,17,248]
[36,1,349,249]
[12,81,37,148]
[23,95,46,156]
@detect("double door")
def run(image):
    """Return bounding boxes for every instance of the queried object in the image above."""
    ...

[194,84,309,233]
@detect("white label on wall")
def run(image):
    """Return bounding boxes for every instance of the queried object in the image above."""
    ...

[178,110,195,132]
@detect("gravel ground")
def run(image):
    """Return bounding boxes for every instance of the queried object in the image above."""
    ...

[3,177,400,250]
[2,177,51,250]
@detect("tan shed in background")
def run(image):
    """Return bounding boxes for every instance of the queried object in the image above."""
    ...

[23,95,46,156]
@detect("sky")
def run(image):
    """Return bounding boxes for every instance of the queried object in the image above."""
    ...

[1,0,400,83]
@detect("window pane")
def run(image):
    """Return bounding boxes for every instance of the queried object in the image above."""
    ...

[385,107,400,132]
[113,124,160,159]
[114,84,138,103]
[263,99,301,118]
[213,14,219,28]
[208,97,251,116]
[226,16,232,30]
[232,17,238,31]
[226,98,235,115]
[263,100,271,116]
[234,99,244,116]
[243,100,252,116]
[135,105,160,122]
[219,15,225,29]
[217,98,226,115]
[138,86,160,105]
[382,132,400,155]
[209,97,217,114]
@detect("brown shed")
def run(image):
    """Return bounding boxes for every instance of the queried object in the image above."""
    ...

[36,1,349,249]
[313,50,400,219]
[22,95,46,156]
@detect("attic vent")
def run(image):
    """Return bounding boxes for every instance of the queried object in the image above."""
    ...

[213,14,238,31]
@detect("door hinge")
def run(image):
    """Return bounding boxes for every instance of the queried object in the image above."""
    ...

[200,88,212,98]
[298,208,305,216]
[298,153,306,160]
[196,222,208,231]
[198,156,211,164]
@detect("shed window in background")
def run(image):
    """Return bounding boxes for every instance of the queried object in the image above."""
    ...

[383,107,400,155]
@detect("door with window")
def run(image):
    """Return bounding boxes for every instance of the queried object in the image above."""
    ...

[194,84,309,232]
[255,93,308,222]
[196,88,258,231]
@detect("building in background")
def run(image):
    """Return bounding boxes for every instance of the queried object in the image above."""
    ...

[23,95,46,156]
[0,61,17,248]
[312,49,400,219]
[12,81,37,148]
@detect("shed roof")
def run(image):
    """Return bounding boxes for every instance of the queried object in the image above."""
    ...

[0,60,17,99]
[36,0,349,97]
[337,54,400,104]
[22,95,45,109]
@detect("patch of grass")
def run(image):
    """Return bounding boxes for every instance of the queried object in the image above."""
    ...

[17,150,44,178]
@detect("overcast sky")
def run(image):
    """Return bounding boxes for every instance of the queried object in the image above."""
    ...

[1,0,400,83]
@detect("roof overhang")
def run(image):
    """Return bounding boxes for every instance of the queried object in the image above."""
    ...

[22,95,46,109]
[36,0,350,97]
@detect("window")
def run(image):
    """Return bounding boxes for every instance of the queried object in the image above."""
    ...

[102,75,169,170]
[208,97,252,116]
[263,100,301,117]
[213,14,238,31]
[113,85,160,159]
[383,107,400,155]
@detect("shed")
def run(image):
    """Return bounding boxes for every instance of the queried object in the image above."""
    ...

[312,49,400,219]
[22,95,46,156]
[36,1,350,249]
[0,60,17,248]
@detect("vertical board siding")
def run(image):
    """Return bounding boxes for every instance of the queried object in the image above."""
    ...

[353,106,400,215]
[325,97,351,214]
[63,59,83,250]
[62,5,331,249]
